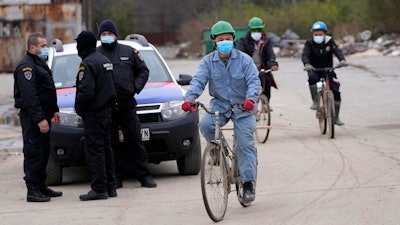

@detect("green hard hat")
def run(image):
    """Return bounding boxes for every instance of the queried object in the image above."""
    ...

[248,17,265,31]
[210,21,235,39]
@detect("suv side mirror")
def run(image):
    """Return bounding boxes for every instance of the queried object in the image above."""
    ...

[177,74,192,85]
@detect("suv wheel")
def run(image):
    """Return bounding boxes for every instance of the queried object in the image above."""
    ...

[177,138,201,175]
[46,155,63,186]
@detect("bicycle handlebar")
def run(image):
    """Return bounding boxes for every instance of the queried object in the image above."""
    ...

[260,69,272,74]
[192,101,246,115]
[308,64,345,72]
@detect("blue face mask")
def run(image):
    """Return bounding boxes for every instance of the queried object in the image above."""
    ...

[38,47,48,60]
[101,36,115,44]
[251,32,262,41]
[216,40,234,55]
[313,36,324,44]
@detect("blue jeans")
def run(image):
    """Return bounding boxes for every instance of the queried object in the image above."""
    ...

[199,113,257,183]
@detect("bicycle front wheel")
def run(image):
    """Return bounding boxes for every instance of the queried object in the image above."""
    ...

[317,90,327,134]
[255,94,271,143]
[326,92,335,138]
[201,143,229,222]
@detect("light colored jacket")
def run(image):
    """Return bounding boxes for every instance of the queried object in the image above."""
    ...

[184,49,260,119]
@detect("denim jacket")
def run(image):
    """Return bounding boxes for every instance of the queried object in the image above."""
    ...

[184,49,260,119]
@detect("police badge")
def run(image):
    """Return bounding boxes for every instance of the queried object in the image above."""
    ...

[78,71,84,81]
[24,71,32,80]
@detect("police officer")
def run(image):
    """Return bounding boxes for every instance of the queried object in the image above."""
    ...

[74,31,118,201]
[14,33,62,202]
[97,19,156,188]
[238,17,279,102]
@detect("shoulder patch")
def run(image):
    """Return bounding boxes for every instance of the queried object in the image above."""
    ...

[24,71,32,80]
[22,67,32,72]
[78,71,84,81]
[134,49,144,62]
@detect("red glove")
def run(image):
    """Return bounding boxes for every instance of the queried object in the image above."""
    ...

[182,100,194,112]
[242,99,254,111]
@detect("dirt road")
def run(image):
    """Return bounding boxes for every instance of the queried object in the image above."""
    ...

[0,56,399,225]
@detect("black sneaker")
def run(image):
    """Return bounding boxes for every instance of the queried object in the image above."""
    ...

[79,189,108,201]
[27,189,50,202]
[242,182,255,203]
[40,186,62,197]
[140,176,157,188]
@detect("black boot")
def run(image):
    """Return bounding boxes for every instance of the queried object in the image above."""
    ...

[27,184,50,202]
[40,186,63,197]
[139,175,157,188]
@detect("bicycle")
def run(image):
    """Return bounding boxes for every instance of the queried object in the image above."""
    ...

[255,69,272,143]
[193,102,255,222]
[312,66,341,138]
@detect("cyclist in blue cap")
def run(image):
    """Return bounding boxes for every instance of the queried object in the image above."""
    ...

[302,21,347,125]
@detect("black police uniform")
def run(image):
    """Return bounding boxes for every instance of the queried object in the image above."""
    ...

[97,42,153,186]
[14,51,59,198]
[75,41,117,197]
[302,36,345,101]
[238,32,279,101]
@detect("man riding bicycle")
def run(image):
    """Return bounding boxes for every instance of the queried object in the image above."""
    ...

[181,20,260,204]
[238,17,279,103]
[302,21,347,125]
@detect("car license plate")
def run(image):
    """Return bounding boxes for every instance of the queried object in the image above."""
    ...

[118,128,150,142]
[141,128,150,141]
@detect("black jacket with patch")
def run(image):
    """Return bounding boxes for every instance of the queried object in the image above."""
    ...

[74,50,116,116]
[97,42,149,108]
[14,52,59,124]
[302,35,345,68]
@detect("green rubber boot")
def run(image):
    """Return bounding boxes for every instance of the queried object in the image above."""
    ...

[334,101,344,126]
[309,85,318,110]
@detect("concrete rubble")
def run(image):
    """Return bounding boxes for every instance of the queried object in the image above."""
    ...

[271,30,400,58]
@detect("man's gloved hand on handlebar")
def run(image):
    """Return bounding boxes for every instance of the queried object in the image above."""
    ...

[242,99,254,111]
[181,100,195,112]
[304,64,315,71]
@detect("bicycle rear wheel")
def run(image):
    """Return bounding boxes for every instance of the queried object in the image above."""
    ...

[201,143,229,222]
[317,91,327,134]
[255,94,271,143]
[326,92,335,138]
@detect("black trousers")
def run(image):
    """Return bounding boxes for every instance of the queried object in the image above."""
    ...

[111,107,151,182]
[82,108,116,193]
[19,109,50,186]
[260,73,272,101]
[308,71,341,101]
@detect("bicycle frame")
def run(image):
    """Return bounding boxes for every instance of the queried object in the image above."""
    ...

[313,67,338,138]
[196,102,251,222]
[199,103,240,185]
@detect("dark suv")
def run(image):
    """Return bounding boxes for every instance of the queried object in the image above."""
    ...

[46,34,200,185]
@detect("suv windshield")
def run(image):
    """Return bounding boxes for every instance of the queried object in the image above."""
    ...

[52,50,172,89]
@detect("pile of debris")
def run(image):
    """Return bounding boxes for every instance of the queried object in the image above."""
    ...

[271,29,400,58]
[340,32,400,57]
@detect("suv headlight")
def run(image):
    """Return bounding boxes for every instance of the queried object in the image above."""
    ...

[59,108,83,127]
[161,100,186,121]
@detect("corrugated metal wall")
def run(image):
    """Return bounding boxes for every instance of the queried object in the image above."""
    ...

[0,2,82,72]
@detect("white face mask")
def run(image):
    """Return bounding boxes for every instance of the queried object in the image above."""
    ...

[251,32,262,41]
[313,36,324,44]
